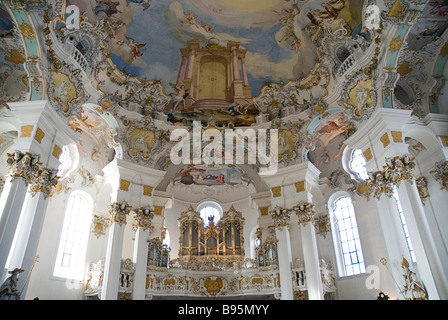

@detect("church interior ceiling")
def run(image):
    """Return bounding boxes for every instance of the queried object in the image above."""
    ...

[0,0,447,190]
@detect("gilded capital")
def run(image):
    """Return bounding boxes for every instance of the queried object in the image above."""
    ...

[430,160,448,191]
[29,167,59,199]
[6,151,41,185]
[133,207,154,231]
[293,201,315,226]
[367,154,416,199]
[383,154,415,185]
[270,206,292,228]
[108,201,132,226]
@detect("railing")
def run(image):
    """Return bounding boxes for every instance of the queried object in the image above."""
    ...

[72,47,90,74]
[336,55,355,77]
[84,258,337,299]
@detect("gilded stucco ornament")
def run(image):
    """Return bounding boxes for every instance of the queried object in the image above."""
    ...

[28,167,59,199]
[383,154,416,186]
[270,206,293,228]
[6,151,41,185]
[121,118,170,166]
[133,206,154,231]
[367,154,416,199]
[293,201,316,226]
[367,170,395,199]
[90,215,110,238]
[339,75,377,121]
[430,160,448,191]
[314,214,331,238]
[108,201,132,226]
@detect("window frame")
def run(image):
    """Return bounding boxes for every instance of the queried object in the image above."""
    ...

[349,149,370,181]
[341,147,370,182]
[328,192,366,278]
[52,191,93,281]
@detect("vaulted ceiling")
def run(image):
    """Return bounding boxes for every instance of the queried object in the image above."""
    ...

[0,0,447,191]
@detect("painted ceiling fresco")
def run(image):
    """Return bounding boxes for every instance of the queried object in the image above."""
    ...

[0,0,447,190]
[65,0,366,98]
[0,5,28,107]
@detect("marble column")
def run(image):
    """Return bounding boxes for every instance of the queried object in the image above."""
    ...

[101,201,131,300]
[0,175,31,279]
[271,207,294,300]
[295,202,324,300]
[14,188,54,297]
[396,179,446,299]
[132,207,153,300]
[100,159,166,300]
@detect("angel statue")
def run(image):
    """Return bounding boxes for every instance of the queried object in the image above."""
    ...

[0,268,24,300]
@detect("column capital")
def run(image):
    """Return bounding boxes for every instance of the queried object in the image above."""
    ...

[293,201,316,226]
[6,151,41,185]
[132,206,154,231]
[108,201,132,226]
[270,206,292,228]
[367,154,416,199]
[28,167,59,199]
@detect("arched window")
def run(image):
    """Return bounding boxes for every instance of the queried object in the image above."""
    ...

[53,191,93,280]
[197,201,222,227]
[349,149,369,181]
[329,193,365,277]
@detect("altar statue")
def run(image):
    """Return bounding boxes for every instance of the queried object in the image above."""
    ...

[0,268,24,300]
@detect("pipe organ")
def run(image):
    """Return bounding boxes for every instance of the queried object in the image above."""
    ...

[178,205,245,261]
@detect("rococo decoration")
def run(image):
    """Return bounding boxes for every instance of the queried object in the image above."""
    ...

[108,201,132,226]
[430,161,448,191]
[367,154,416,199]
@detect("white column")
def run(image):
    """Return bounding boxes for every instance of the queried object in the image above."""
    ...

[101,202,130,300]
[397,180,447,299]
[296,202,324,300]
[374,194,413,298]
[300,222,324,300]
[0,177,29,279]
[133,227,150,300]
[14,191,50,298]
[132,207,153,300]
[275,226,294,300]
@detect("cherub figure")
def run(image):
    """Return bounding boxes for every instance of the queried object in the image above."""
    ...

[169,83,189,111]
